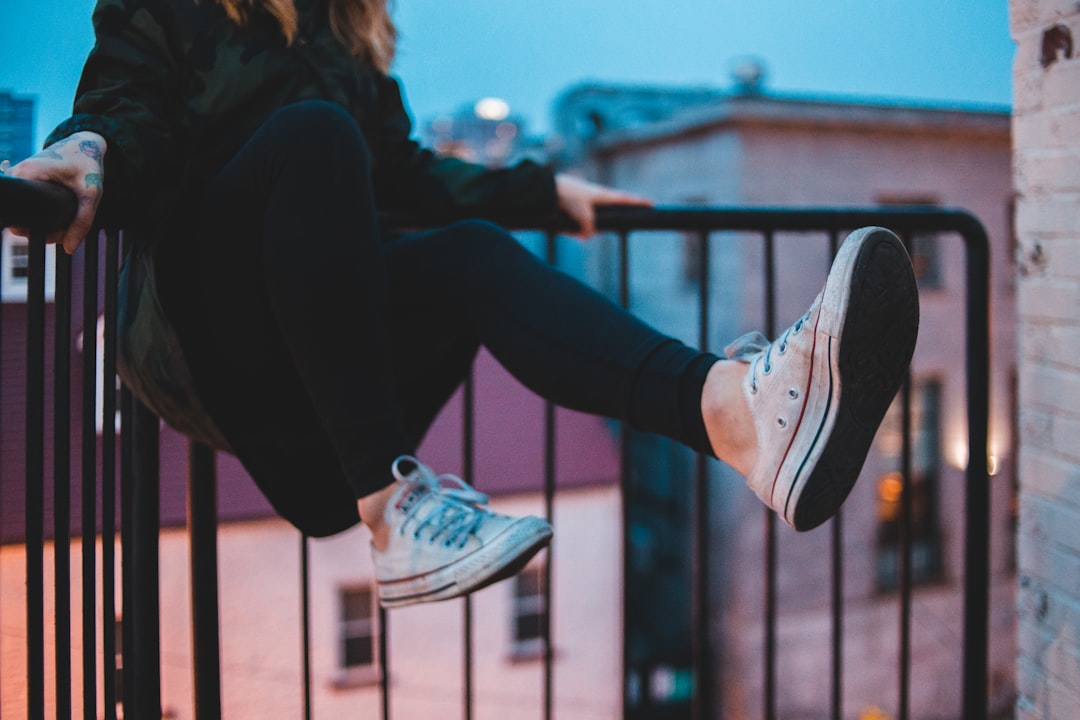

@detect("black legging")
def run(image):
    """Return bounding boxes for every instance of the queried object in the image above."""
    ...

[157,100,718,525]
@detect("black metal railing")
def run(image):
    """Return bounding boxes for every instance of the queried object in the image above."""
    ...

[0,174,991,720]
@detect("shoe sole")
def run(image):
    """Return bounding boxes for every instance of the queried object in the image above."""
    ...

[785,227,919,531]
[377,517,553,608]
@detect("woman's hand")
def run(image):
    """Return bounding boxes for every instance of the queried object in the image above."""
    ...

[2,131,107,254]
[555,173,652,239]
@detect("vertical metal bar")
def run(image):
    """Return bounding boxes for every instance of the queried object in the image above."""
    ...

[82,230,100,720]
[301,534,313,720]
[0,230,4,716]
[617,230,631,718]
[188,441,222,720]
[543,231,558,720]
[463,370,475,720]
[101,230,120,720]
[379,604,391,720]
[130,398,161,718]
[897,231,915,720]
[25,232,46,720]
[53,245,73,720]
[763,230,777,720]
[828,230,843,720]
[692,229,712,720]
[962,223,990,720]
[120,385,134,715]
[898,375,913,720]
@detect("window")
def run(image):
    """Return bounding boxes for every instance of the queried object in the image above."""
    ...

[908,231,942,288]
[337,586,378,684]
[511,564,547,658]
[1,230,56,302]
[875,195,943,289]
[679,197,710,286]
[874,381,943,591]
[114,616,124,710]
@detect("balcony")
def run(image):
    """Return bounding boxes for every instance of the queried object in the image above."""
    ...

[0,174,1004,719]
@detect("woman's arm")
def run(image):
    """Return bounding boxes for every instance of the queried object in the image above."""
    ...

[369,74,650,233]
[7,0,181,248]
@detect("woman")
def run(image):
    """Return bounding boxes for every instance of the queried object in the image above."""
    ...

[4,0,918,608]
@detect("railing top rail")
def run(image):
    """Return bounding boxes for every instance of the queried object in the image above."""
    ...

[0,173,987,248]
[0,175,77,232]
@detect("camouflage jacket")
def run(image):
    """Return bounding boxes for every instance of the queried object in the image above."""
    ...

[49,0,555,226]
[47,0,557,460]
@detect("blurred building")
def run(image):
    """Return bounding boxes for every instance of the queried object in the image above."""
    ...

[0,90,34,165]
[552,74,1016,718]
[1,75,1017,719]
[422,98,545,167]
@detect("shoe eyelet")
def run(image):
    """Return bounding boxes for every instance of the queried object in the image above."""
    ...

[777,417,787,428]
[788,388,799,399]
[763,361,772,375]
[777,342,787,354]
[750,380,758,394]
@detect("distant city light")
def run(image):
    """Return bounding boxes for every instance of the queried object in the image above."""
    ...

[474,97,510,121]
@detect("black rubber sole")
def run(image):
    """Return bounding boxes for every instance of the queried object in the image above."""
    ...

[790,229,920,531]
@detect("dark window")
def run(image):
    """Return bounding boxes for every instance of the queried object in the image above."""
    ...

[340,587,376,670]
[875,381,943,591]
[876,195,943,289]
[10,239,28,279]
[512,565,547,653]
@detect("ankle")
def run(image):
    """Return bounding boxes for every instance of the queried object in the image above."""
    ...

[358,482,398,552]
[701,360,757,476]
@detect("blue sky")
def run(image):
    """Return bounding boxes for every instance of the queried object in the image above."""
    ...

[0,1,1014,149]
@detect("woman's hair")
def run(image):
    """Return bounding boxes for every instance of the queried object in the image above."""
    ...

[213,0,396,72]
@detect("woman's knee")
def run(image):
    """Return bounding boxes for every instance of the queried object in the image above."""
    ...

[445,219,523,258]
[260,100,373,172]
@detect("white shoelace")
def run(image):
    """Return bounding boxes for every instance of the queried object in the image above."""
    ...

[724,311,810,395]
[391,456,490,549]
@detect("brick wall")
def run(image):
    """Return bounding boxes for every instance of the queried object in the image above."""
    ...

[1011,1,1080,718]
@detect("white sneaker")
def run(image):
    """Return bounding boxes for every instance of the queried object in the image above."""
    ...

[725,227,919,531]
[372,456,553,608]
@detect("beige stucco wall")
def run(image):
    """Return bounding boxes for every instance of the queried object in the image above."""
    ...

[1011,1,1080,719]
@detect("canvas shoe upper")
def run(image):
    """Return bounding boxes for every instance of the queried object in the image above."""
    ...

[726,226,919,531]
[372,456,553,608]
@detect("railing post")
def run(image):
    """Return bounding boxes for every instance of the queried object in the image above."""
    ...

[962,219,991,720]
[25,232,46,720]
[53,241,73,720]
[81,230,100,720]
[188,441,222,720]
[127,398,162,718]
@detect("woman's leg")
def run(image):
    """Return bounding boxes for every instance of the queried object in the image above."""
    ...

[383,221,919,533]
[187,100,412,498]
[383,220,721,454]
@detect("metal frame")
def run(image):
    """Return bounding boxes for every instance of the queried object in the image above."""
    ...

[0,176,990,720]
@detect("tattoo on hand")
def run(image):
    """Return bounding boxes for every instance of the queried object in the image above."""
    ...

[85,173,103,191]
[42,148,64,161]
[79,140,103,162]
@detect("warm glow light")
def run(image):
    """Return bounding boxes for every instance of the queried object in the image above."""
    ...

[947,438,969,470]
[878,472,904,503]
[988,455,999,476]
[474,97,510,121]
